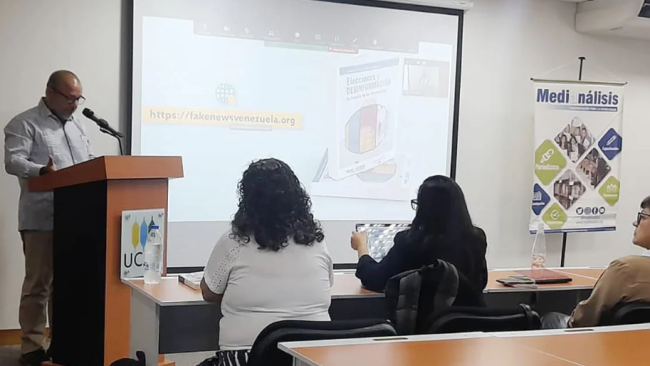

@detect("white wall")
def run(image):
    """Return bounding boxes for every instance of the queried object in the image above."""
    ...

[0,0,125,330]
[0,0,649,330]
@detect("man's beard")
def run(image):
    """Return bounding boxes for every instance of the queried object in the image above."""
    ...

[57,110,74,121]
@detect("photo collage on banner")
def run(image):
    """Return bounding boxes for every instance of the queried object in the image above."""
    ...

[530,80,624,233]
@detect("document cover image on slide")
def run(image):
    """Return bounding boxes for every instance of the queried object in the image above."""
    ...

[312,55,408,201]
[330,56,401,181]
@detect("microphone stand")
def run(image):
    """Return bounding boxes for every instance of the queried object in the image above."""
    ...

[99,128,124,156]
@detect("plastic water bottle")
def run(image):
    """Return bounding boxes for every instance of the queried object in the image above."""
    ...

[531,222,547,269]
[144,225,163,284]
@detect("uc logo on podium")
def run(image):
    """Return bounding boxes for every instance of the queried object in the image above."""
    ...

[120,209,166,279]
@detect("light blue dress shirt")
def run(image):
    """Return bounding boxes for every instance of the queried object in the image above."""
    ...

[4,99,95,231]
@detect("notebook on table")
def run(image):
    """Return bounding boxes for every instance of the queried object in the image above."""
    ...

[515,269,573,284]
[496,269,573,287]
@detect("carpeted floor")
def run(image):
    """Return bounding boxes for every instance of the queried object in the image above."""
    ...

[0,346,213,366]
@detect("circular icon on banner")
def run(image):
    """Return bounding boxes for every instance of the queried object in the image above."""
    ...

[599,207,606,215]
[576,207,584,215]
[585,207,592,215]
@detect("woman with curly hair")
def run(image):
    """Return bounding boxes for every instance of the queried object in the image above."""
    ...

[200,158,333,366]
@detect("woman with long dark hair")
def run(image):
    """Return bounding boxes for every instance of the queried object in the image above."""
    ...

[351,175,488,299]
[200,158,333,365]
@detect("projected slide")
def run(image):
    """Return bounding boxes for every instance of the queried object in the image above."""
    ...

[133,0,459,225]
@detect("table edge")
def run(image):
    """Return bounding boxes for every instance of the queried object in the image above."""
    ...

[279,323,650,362]
[278,343,323,366]
[280,331,488,350]
[484,285,594,293]
[122,267,605,305]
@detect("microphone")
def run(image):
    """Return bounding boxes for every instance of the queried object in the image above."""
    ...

[82,108,123,138]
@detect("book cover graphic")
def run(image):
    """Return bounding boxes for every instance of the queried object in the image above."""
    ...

[331,56,401,181]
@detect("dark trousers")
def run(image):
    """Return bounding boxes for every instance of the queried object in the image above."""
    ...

[541,312,570,329]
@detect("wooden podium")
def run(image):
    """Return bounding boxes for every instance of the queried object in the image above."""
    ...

[29,156,183,366]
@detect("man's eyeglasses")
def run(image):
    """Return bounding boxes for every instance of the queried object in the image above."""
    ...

[411,199,418,211]
[51,88,86,105]
[635,212,650,227]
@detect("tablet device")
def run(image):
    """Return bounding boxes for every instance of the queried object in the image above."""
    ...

[355,223,410,262]
[496,276,537,288]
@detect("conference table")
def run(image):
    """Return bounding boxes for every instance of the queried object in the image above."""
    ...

[279,323,650,366]
[333,267,602,296]
[123,267,604,364]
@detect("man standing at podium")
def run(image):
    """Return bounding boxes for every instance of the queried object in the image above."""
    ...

[3,70,95,366]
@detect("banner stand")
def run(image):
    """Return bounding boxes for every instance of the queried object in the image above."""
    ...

[558,56,586,267]
[530,57,626,267]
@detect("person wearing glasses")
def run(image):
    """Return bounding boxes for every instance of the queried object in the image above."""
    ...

[350,175,488,304]
[4,70,94,366]
[542,197,650,329]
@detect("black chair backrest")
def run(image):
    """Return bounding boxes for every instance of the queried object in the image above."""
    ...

[385,260,460,335]
[605,302,650,326]
[110,351,145,366]
[427,304,541,334]
[247,319,397,366]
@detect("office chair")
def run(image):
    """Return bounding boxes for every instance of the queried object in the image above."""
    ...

[603,302,650,326]
[427,304,541,334]
[384,261,486,335]
[247,319,397,366]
